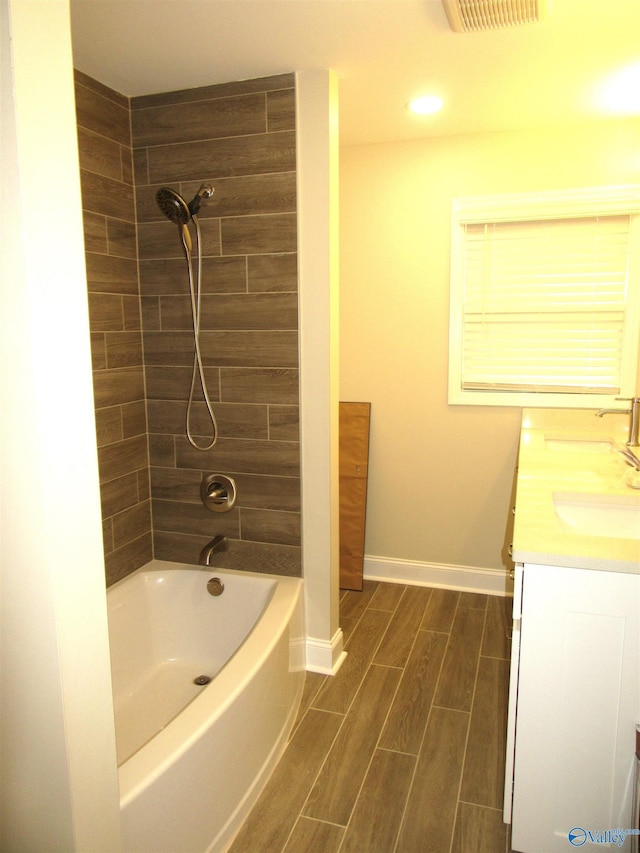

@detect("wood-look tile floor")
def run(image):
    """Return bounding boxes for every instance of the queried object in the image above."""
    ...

[229,581,513,853]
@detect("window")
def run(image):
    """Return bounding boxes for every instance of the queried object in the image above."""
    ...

[448,186,640,407]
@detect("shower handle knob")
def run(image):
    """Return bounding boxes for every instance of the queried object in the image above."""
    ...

[201,473,237,513]
[206,484,227,502]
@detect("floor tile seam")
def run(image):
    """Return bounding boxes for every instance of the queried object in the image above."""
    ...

[367,582,406,615]
[374,636,439,756]
[309,656,376,717]
[351,611,401,691]
[420,598,475,719]
[367,604,401,615]
[480,652,510,661]
[325,660,406,732]
[376,744,420,758]
[343,594,399,662]
[389,701,438,853]
[412,620,461,759]
[477,595,499,658]
[466,604,489,722]
[332,748,380,853]
[450,604,488,853]
[371,658,408,753]
[372,611,426,671]
[340,582,382,645]
[278,815,299,853]
[301,815,348,830]
[430,701,473,713]
[457,798,505,814]
[291,676,331,737]
[303,658,405,814]
[331,653,411,833]
[296,701,354,833]
[341,606,369,651]
[306,705,347,719]
[448,718,472,853]
[456,591,488,612]
[306,667,405,840]
[418,626,451,637]
[370,587,428,669]
[278,813,347,853]
[371,661,404,671]
[333,737,416,853]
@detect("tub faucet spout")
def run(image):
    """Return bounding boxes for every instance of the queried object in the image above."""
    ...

[199,535,228,566]
[596,396,640,446]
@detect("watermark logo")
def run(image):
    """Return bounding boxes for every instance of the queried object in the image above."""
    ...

[568,827,587,846]
[568,827,640,847]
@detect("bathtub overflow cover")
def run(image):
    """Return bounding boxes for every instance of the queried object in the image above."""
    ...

[193,675,212,686]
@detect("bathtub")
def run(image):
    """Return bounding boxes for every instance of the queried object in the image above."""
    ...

[106,560,305,853]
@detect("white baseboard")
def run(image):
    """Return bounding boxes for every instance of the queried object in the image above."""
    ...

[364,555,512,597]
[305,627,347,675]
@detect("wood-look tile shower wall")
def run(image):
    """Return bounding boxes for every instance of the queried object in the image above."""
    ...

[75,70,301,585]
[132,74,301,576]
[75,71,153,586]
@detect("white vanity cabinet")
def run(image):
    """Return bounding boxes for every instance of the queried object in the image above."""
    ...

[506,561,640,853]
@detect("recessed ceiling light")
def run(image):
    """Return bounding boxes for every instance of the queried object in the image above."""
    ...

[597,63,640,115]
[407,95,444,116]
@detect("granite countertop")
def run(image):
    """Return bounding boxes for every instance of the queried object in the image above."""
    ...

[512,408,640,574]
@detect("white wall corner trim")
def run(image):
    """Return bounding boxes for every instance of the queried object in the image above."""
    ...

[305,629,347,676]
[364,555,512,597]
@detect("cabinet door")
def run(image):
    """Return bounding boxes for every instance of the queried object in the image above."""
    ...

[511,564,639,853]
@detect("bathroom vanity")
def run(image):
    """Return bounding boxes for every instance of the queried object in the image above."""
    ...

[505,409,640,853]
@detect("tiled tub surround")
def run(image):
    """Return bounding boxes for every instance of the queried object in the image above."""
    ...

[75,71,301,584]
[75,71,153,585]
[132,74,301,576]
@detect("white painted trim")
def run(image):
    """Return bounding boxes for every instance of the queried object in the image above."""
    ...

[305,628,347,676]
[296,69,341,669]
[453,184,640,223]
[364,555,512,597]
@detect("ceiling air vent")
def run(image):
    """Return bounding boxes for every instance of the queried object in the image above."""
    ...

[442,0,551,32]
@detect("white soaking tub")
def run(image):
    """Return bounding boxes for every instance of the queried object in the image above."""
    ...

[106,560,305,853]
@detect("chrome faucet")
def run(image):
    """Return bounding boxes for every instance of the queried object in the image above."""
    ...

[596,396,640,446]
[199,534,228,566]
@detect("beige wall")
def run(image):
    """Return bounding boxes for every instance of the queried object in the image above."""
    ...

[340,118,640,572]
[1,1,120,847]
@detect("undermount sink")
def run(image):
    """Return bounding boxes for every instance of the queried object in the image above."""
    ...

[545,438,612,453]
[553,492,640,540]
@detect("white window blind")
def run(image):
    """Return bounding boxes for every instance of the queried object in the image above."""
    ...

[461,214,631,394]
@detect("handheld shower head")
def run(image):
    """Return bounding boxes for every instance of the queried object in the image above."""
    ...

[156,187,191,225]
[156,184,214,223]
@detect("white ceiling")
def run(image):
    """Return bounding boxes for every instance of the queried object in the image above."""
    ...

[70,0,640,147]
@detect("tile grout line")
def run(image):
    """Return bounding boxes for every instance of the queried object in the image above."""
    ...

[289,582,399,852]
[390,697,439,853]
[391,590,460,853]
[335,587,423,853]
[244,584,503,853]
[281,706,350,853]
[458,798,505,812]
[448,597,490,853]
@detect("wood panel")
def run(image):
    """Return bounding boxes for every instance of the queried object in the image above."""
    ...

[339,401,371,591]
